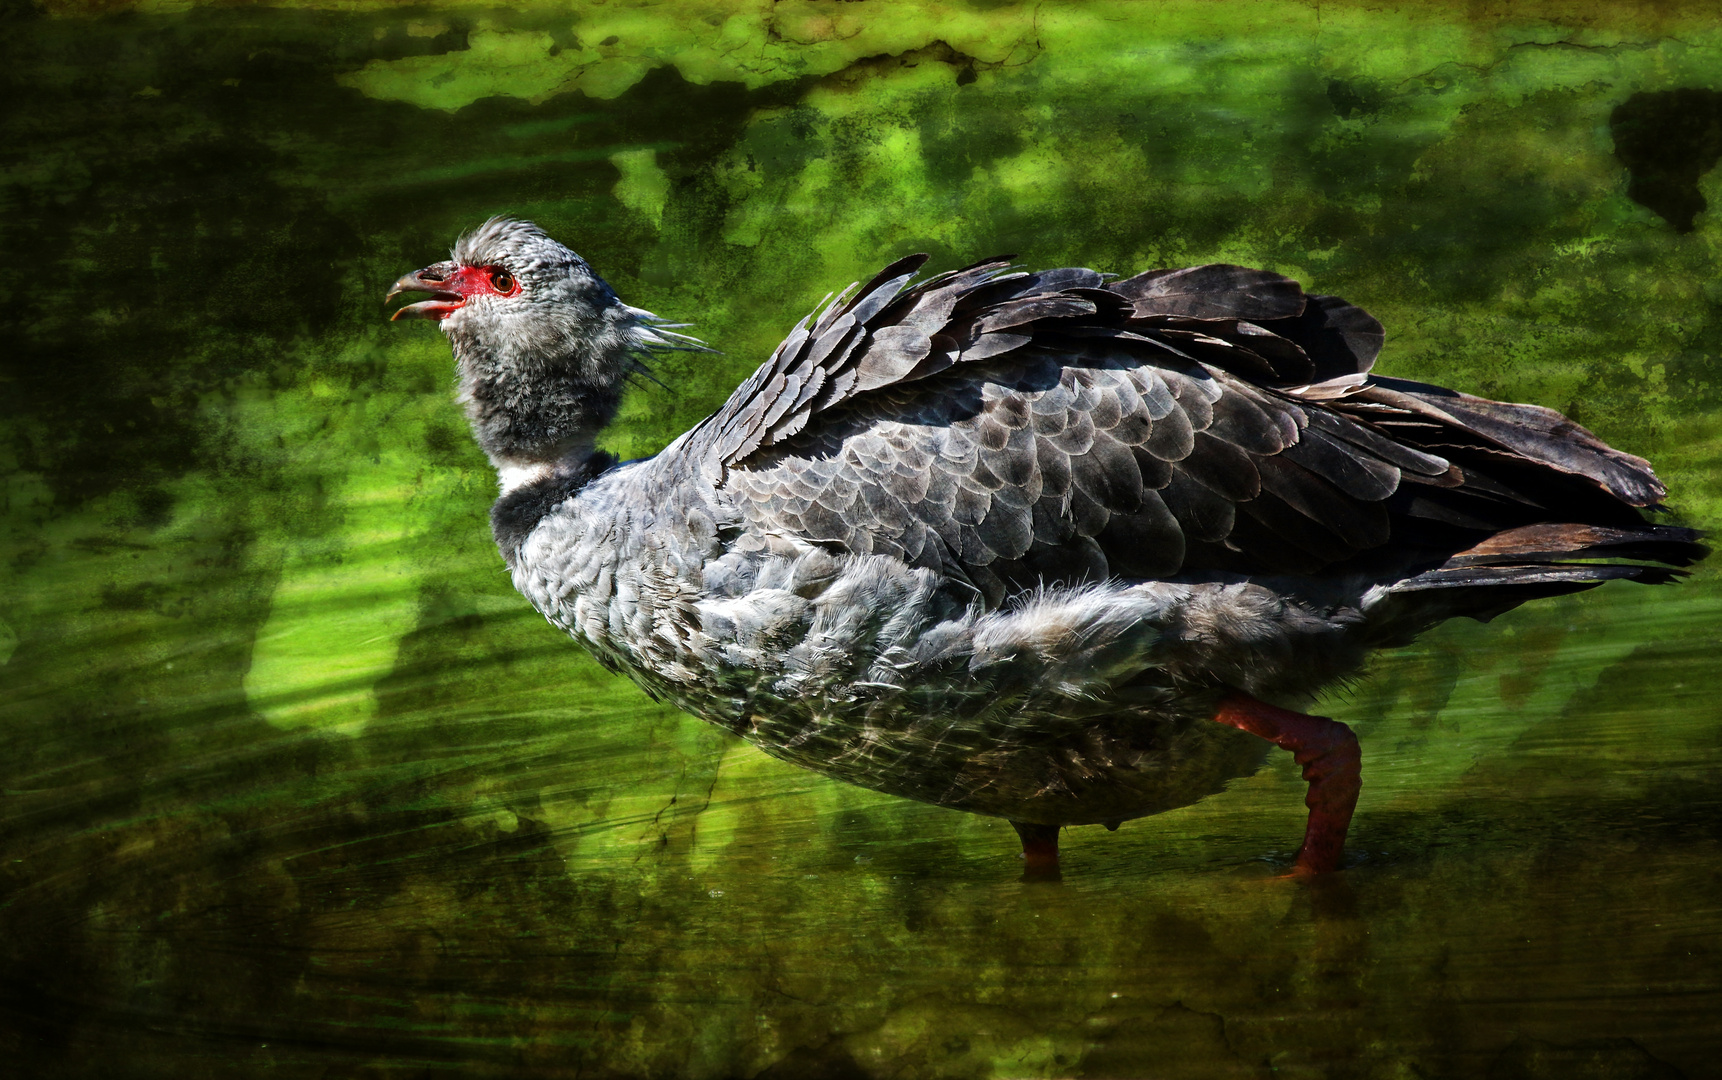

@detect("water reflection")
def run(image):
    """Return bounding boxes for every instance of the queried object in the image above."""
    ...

[4,578,1718,1076]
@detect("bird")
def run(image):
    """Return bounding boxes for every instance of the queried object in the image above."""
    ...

[387,217,1704,877]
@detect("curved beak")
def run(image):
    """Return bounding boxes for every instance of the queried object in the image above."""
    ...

[386,264,464,322]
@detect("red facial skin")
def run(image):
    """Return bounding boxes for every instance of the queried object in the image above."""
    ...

[387,264,522,321]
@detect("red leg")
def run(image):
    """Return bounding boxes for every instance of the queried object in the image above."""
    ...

[1212,693,1361,874]
[1010,820,1062,881]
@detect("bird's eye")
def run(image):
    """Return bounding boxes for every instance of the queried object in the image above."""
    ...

[490,269,515,293]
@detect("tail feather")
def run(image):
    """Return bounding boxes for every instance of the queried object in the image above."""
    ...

[1439,522,1708,568]
[1391,522,1706,594]
[1360,377,1668,506]
[1396,563,1687,591]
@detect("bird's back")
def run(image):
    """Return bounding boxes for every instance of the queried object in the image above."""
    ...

[685,256,1701,620]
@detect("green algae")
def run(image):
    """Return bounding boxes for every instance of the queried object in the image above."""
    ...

[3,1,1722,1076]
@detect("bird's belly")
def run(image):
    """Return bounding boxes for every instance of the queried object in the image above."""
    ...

[526,540,1289,825]
[731,697,1272,826]
[607,644,1272,825]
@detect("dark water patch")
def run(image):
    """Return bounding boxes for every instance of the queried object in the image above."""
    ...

[1327,77,1384,119]
[1489,1035,1686,1080]
[0,711,641,1077]
[818,39,1001,94]
[755,1041,875,1080]
[1611,88,1722,233]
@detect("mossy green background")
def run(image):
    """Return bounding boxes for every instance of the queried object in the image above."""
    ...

[3,1,1721,1076]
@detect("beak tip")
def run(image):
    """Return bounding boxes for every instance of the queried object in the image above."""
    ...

[386,268,462,322]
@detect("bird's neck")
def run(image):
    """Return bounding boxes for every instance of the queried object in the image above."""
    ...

[451,338,627,494]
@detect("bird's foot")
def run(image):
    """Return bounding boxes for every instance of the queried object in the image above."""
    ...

[1211,693,1361,875]
[1010,820,1063,883]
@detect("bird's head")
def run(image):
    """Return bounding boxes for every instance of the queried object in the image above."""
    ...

[388,218,704,474]
[387,217,625,376]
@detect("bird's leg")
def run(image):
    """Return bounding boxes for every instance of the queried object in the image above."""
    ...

[1010,820,1062,881]
[1211,693,1361,875]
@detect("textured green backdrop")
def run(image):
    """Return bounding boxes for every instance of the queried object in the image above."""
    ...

[3,1,1720,1077]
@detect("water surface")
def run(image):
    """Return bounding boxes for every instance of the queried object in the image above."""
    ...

[3,3,1721,1076]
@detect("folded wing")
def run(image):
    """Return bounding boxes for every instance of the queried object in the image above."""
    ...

[690,258,1702,608]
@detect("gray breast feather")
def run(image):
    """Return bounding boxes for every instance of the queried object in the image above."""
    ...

[523,497,1368,708]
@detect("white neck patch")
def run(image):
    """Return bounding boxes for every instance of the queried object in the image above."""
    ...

[495,460,554,495]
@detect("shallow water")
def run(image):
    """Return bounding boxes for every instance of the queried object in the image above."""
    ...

[4,3,1722,1077]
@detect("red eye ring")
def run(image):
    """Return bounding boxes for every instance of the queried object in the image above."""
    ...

[490,268,516,293]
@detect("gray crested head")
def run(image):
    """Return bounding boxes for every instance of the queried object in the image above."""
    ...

[387,217,704,474]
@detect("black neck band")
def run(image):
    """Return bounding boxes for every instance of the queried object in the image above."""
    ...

[490,449,619,568]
